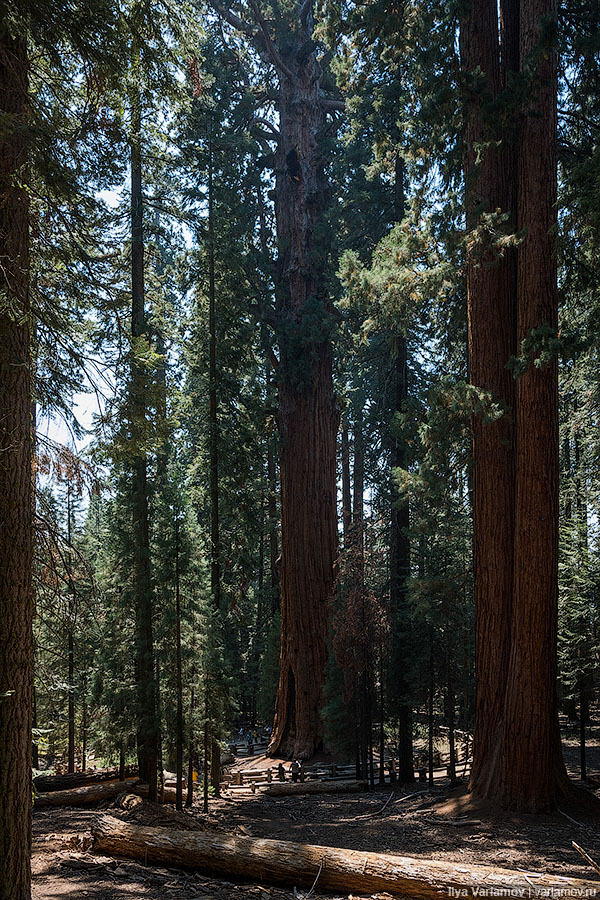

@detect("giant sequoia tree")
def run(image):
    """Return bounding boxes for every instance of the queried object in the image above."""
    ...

[464,0,569,811]
[0,5,33,897]
[213,0,342,758]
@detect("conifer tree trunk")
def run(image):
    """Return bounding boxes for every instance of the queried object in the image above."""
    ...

[462,0,518,799]
[388,157,414,782]
[175,516,184,810]
[206,142,221,793]
[0,8,33,897]
[67,484,75,773]
[267,451,279,606]
[341,419,352,541]
[82,672,88,772]
[208,141,220,614]
[268,5,339,760]
[32,686,39,770]
[465,0,569,811]
[186,678,195,808]
[495,0,567,811]
[130,64,158,801]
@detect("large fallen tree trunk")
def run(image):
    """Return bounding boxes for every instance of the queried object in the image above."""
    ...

[35,781,178,808]
[91,815,598,899]
[263,779,367,797]
[34,766,138,793]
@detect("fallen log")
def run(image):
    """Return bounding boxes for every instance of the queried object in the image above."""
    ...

[263,779,367,797]
[137,784,177,804]
[35,781,178,808]
[35,780,140,808]
[34,766,138,793]
[91,815,599,899]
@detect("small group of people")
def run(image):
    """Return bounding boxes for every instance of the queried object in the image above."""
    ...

[276,760,305,783]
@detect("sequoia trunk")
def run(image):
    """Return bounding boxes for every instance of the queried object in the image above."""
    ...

[269,20,339,758]
[465,0,569,810]
[461,0,517,798]
[495,0,568,811]
[0,9,33,899]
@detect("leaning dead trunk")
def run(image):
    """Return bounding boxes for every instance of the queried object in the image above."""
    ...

[91,815,598,899]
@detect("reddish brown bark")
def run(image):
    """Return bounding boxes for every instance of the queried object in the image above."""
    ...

[268,8,339,758]
[0,6,33,897]
[465,0,568,811]
[495,0,568,812]
[461,0,518,798]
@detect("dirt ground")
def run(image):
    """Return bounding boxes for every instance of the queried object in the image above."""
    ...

[32,771,600,900]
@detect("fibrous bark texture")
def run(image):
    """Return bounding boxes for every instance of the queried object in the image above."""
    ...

[496,0,567,811]
[463,0,568,810]
[462,0,517,799]
[268,8,338,760]
[0,6,33,898]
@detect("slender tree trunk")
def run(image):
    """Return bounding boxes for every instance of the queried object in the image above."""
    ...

[0,9,33,896]
[186,682,195,808]
[156,659,164,804]
[462,0,518,800]
[266,365,280,612]
[206,141,222,795]
[446,637,456,785]
[269,16,339,759]
[573,399,589,783]
[81,672,88,773]
[208,141,220,614]
[390,330,414,783]
[379,656,385,784]
[203,721,209,814]
[341,419,352,542]
[130,60,158,801]
[496,0,567,811]
[32,686,39,770]
[257,193,280,615]
[579,686,587,782]
[175,517,184,811]
[387,156,414,783]
[67,628,75,772]
[428,661,434,787]
[67,485,75,774]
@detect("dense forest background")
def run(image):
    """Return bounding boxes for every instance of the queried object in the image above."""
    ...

[2,0,600,895]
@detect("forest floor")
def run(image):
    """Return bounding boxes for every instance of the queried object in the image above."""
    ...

[32,743,600,900]
[31,725,600,899]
